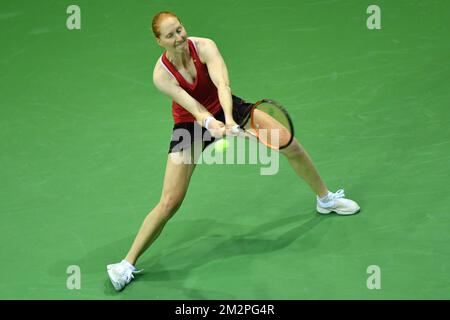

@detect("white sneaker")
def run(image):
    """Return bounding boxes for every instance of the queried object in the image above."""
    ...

[107,260,142,291]
[316,189,360,215]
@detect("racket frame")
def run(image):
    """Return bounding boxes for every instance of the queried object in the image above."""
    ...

[247,98,295,150]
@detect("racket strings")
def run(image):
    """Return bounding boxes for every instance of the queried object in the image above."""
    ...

[252,101,293,149]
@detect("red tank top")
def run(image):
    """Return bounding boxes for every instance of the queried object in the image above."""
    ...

[160,38,222,124]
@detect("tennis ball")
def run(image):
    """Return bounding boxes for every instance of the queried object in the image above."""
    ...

[214,138,229,152]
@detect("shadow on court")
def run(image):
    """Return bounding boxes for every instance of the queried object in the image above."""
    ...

[131,213,326,298]
[49,211,327,297]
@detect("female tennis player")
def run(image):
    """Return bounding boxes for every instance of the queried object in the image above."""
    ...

[107,11,360,291]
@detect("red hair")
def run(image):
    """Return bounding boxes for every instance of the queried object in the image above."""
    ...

[152,11,181,38]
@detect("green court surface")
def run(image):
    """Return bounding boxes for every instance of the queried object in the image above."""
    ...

[1,0,449,299]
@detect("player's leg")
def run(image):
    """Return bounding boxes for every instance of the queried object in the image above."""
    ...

[244,109,359,214]
[107,138,203,291]
[243,109,328,197]
[279,137,329,197]
[281,137,360,215]
[125,142,201,265]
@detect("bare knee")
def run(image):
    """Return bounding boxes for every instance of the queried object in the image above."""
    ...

[158,194,184,221]
[281,139,305,158]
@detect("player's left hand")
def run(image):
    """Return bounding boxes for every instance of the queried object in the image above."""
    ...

[225,119,240,136]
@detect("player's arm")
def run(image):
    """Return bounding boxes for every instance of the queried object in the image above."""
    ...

[201,39,236,128]
[153,66,224,135]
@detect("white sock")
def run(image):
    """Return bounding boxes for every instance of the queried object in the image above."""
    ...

[121,259,136,271]
[317,191,333,205]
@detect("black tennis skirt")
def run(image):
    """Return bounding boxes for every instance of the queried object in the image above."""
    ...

[168,95,254,153]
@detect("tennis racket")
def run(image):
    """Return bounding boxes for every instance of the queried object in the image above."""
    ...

[231,99,294,150]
